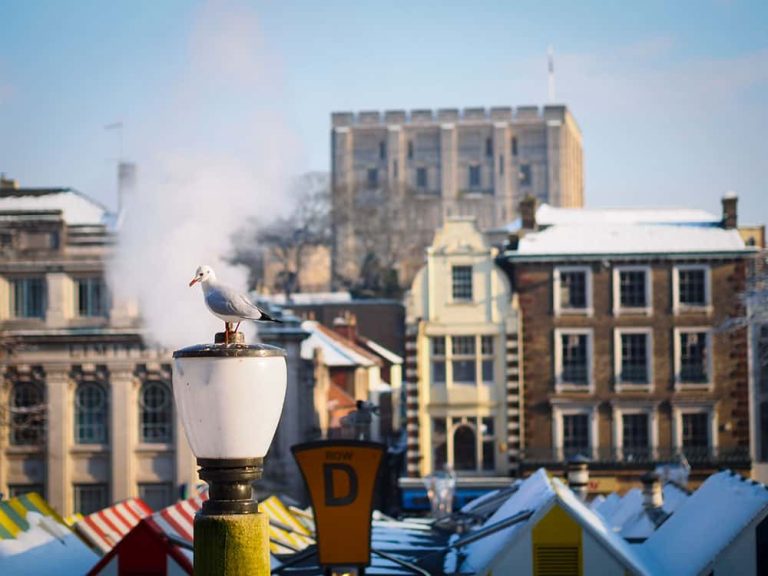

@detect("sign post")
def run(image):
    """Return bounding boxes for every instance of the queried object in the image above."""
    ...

[292,440,385,574]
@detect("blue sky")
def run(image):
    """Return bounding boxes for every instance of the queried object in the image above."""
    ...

[1,0,767,227]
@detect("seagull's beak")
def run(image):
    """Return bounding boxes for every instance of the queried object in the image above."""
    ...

[189,277,199,287]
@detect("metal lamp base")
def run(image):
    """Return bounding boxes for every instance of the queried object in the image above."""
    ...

[198,458,263,515]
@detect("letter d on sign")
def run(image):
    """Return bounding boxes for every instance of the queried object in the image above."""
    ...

[292,440,385,568]
[324,463,358,506]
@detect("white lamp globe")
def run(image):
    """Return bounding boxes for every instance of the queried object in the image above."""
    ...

[172,343,287,460]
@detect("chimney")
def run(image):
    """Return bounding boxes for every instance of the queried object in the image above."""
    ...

[0,174,19,190]
[117,162,137,213]
[722,192,738,230]
[332,311,358,342]
[519,195,538,230]
[641,471,663,510]
[567,454,590,501]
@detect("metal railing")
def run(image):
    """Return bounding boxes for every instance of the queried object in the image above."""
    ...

[519,446,751,468]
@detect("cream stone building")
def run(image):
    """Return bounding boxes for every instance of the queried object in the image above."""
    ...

[0,179,197,515]
[404,218,522,480]
[331,105,583,287]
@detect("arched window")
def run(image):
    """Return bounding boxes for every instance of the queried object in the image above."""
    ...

[74,383,108,444]
[10,382,46,446]
[453,425,477,471]
[139,382,172,443]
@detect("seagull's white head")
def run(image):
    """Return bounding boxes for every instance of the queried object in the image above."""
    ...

[189,265,215,287]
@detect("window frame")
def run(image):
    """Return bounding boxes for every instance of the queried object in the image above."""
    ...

[554,328,594,393]
[73,483,109,515]
[553,266,593,317]
[613,328,654,392]
[451,265,473,302]
[74,382,109,445]
[672,403,718,458]
[74,276,108,318]
[9,381,46,446]
[673,327,713,391]
[672,264,712,314]
[428,414,497,474]
[551,402,598,461]
[415,166,428,190]
[138,381,174,444]
[10,276,47,319]
[612,265,653,316]
[612,403,659,461]
[468,164,481,190]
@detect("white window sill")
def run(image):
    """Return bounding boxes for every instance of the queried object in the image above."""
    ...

[71,444,110,454]
[674,305,713,316]
[674,381,713,392]
[555,307,594,317]
[555,383,594,394]
[615,383,653,393]
[136,442,174,452]
[613,307,653,317]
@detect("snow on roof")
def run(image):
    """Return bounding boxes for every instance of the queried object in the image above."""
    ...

[598,483,690,542]
[300,320,377,367]
[0,188,111,226]
[496,203,720,234]
[0,512,99,576]
[445,469,554,574]
[535,204,719,226]
[446,469,662,575]
[512,222,748,258]
[642,470,768,575]
[358,337,403,365]
[260,292,353,305]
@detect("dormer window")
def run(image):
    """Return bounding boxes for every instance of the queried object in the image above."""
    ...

[451,266,473,301]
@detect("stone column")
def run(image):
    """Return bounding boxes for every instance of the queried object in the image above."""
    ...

[46,366,72,514]
[110,364,137,501]
[45,273,73,328]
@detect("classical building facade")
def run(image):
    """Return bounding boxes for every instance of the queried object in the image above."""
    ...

[404,218,522,481]
[501,196,756,489]
[0,179,197,515]
[331,105,583,289]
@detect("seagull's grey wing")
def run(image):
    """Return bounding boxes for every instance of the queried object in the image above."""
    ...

[205,285,264,319]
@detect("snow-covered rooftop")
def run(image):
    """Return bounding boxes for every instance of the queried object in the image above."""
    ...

[642,470,768,575]
[0,188,112,226]
[300,320,377,367]
[501,203,754,259]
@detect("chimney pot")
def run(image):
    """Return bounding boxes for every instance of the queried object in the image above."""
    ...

[641,471,663,510]
[567,454,590,501]
[519,195,538,230]
[722,192,738,230]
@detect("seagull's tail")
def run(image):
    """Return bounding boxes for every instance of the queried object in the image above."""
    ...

[260,311,283,323]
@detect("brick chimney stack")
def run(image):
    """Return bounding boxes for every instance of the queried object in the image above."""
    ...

[722,192,738,230]
[520,195,538,230]
[332,311,358,342]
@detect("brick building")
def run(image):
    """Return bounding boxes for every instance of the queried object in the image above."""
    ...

[501,196,757,489]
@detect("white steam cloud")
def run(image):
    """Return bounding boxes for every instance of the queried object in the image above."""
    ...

[109,0,298,349]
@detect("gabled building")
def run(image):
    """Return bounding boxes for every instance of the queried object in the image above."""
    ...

[404,218,522,483]
[501,195,758,488]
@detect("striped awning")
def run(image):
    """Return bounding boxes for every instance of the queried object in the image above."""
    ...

[260,495,314,554]
[150,493,206,542]
[0,492,63,539]
[74,498,153,554]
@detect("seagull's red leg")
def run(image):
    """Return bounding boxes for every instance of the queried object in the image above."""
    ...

[234,321,241,334]
[224,322,231,344]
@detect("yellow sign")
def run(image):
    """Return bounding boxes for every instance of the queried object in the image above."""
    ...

[292,440,385,568]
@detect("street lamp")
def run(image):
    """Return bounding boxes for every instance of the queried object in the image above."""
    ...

[173,332,287,575]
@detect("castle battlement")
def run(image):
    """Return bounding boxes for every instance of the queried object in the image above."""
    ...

[331,105,568,127]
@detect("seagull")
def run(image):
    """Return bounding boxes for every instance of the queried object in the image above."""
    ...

[189,265,281,342]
